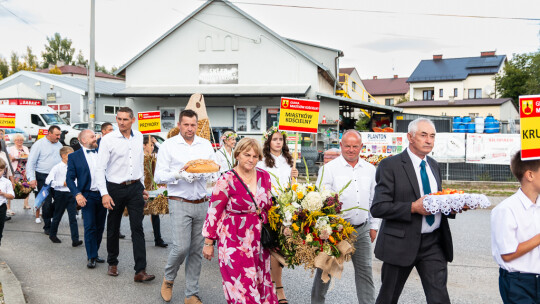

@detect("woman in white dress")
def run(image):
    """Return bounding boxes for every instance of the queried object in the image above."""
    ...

[256,126,298,304]
[215,131,237,173]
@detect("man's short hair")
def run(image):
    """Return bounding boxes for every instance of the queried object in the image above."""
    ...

[179,109,198,122]
[117,107,134,118]
[408,118,436,135]
[48,125,61,133]
[101,122,112,132]
[510,151,540,182]
[60,146,74,156]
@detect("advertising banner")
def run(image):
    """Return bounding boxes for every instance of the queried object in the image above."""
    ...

[278,97,320,134]
[466,133,520,165]
[519,95,540,160]
[360,132,408,156]
[429,133,466,163]
[0,113,15,129]
[138,111,161,134]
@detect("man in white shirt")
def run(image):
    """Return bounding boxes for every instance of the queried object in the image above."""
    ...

[371,118,455,304]
[95,107,154,283]
[312,130,379,304]
[67,129,108,269]
[154,109,215,304]
[46,146,82,247]
[491,151,540,303]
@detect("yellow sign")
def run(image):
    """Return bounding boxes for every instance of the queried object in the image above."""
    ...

[519,95,540,160]
[138,111,161,134]
[278,97,320,133]
[0,113,16,129]
[37,129,48,140]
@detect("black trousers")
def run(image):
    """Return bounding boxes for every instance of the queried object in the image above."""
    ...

[151,214,162,242]
[36,171,55,231]
[0,203,6,242]
[376,230,450,304]
[106,181,147,273]
[50,191,79,241]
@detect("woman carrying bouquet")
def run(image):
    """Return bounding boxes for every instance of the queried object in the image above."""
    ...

[202,138,278,304]
[215,131,237,173]
[256,126,298,304]
[8,134,30,210]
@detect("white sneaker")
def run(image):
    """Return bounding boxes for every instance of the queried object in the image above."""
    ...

[7,209,15,216]
[35,218,41,224]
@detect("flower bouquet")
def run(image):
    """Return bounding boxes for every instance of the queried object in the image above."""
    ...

[423,188,491,215]
[268,166,360,282]
[14,179,33,199]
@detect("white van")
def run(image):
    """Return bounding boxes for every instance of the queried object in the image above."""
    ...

[0,105,79,145]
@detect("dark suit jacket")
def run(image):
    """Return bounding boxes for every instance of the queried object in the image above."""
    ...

[66,148,96,197]
[370,149,453,267]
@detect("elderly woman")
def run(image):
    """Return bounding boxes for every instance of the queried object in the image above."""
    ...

[202,138,278,304]
[8,134,30,210]
[214,131,237,173]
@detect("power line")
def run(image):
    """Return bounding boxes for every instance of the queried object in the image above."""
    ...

[0,2,47,36]
[227,1,540,22]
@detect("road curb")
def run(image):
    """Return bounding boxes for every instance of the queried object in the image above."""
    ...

[0,261,26,304]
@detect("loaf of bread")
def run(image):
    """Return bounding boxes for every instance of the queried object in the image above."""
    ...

[185,159,219,173]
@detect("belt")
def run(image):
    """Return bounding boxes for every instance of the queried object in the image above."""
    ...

[353,220,368,229]
[169,196,207,204]
[500,268,540,279]
[116,180,140,185]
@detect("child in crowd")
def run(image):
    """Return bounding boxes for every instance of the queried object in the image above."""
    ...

[491,151,540,304]
[46,147,82,247]
[0,158,15,247]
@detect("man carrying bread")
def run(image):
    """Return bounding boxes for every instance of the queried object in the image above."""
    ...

[154,109,216,304]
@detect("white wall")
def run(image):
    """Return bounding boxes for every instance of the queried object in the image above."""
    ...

[409,74,498,101]
[288,40,338,78]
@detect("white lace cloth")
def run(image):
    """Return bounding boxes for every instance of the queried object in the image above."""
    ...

[423,194,491,215]
[178,171,220,184]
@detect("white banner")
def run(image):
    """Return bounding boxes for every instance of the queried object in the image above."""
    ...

[429,133,466,163]
[465,133,520,165]
[360,132,408,156]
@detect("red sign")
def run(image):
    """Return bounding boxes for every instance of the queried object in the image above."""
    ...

[519,95,540,160]
[0,99,42,106]
[48,104,71,111]
[0,113,16,129]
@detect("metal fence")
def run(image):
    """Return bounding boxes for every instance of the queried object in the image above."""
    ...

[439,162,516,182]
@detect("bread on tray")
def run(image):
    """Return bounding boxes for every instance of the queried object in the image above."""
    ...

[185,159,219,173]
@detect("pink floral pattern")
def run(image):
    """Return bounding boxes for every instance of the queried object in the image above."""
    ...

[203,168,277,304]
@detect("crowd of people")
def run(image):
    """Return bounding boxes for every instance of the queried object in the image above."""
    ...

[0,107,538,304]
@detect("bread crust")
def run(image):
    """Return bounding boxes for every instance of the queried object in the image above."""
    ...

[185,159,219,173]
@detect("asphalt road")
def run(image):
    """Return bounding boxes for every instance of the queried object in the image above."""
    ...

[0,197,504,304]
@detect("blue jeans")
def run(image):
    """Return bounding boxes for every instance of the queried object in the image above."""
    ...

[499,268,540,303]
[50,190,79,241]
[81,191,107,259]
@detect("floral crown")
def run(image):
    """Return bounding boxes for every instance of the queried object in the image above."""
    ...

[263,126,287,141]
[225,132,237,139]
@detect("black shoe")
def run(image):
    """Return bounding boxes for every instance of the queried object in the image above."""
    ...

[44,229,50,235]
[95,256,105,263]
[49,236,61,243]
[119,233,126,239]
[155,239,168,248]
[72,240,83,247]
[87,258,96,269]
[5,216,11,221]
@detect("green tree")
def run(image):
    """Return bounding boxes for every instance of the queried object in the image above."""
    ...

[0,57,9,79]
[75,50,87,67]
[355,114,370,131]
[42,33,75,67]
[495,51,540,107]
[23,46,38,70]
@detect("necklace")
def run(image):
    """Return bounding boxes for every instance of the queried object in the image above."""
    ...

[236,169,256,187]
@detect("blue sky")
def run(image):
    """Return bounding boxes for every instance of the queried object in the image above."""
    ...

[1,0,539,79]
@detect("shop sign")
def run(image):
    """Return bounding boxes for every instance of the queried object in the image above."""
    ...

[199,64,238,84]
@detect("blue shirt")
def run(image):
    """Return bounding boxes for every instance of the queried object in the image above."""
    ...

[27,137,63,181]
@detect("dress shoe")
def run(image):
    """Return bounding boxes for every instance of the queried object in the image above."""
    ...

[44,229,50,235]
[107,265,119,276]
[155,239,168,248]
[119,233,126,239]
[134,270,155,282]
[95,256,105,263]
[49,236,61,243]
[184,295,203,304]
[72,240,83,247]
[87,258,96,269]
[5,216,11,221]
[161,278,174,302]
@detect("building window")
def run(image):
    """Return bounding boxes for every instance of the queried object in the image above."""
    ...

[468,89,482,99]
[423,90,434,100]
[385,98,394,106]
[454,88,458,97]
[235,106,268,133]
[352,82,357,91]
[104,105,121,115]
[439,89,443,97]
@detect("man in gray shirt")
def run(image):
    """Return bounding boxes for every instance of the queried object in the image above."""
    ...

[27,125,63,235]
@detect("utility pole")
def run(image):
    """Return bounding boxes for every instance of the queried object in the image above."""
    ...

[88,0,96,129]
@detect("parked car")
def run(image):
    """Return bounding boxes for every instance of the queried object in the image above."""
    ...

[4,128,32,147]
[72,121,117,135]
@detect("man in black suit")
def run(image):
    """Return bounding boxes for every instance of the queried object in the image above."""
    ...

[371,118,455,304]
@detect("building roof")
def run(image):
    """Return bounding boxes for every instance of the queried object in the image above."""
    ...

[37,65,124,80]
[407,55,506,83]
[285,38,344,55]
[396,98,513,108]
[114,84,310,97]
[0,83,43,99]
[317,92,403,113]
[0,71,125,96]
[338,67,356,82]
[362,77,409,96]
[114,0,338,84]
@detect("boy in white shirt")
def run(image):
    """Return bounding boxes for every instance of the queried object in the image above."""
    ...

[0,158,15,247]
[491,151,540,303]
[46,147,82,247]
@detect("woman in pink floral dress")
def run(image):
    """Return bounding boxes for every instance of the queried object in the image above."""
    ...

[202,138,278,304]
